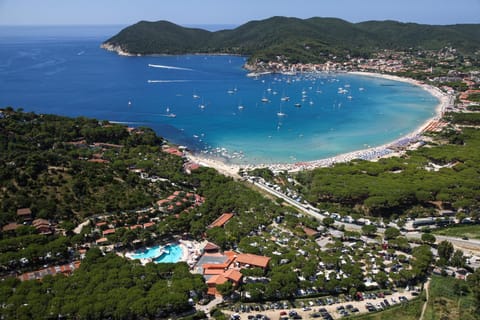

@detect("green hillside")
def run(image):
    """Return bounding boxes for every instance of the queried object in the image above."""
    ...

[103,16,480,62]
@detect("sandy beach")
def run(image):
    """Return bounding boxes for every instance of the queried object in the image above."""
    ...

[186,152,242,179]
[186,71,451,175]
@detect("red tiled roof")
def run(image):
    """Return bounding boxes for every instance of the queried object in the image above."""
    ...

[143,222,156,228]
[96,237,108,244]
[157,199,169,206]
[88,158,109,164]
[33,219,50,227]
[303,227,320,237]
[208,213,234,229]
[2,223,20,232]
[202,263,229,270]
[207,287,218,296]
[204,242,220,252]
[203,268,225,275]
[235,253,270,268]
[164,147,183,157]
[103,228,116,235]
[206,275,228,285]
[17,208,32,216]
[224,269,243,283]
[18,262,80,281]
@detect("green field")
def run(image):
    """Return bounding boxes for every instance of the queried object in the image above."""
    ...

[351,275,479,320]
[349,297,423,320]
[423,275,478,320]
[433,224,480,239]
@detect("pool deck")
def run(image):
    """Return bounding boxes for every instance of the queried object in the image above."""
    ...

[124,240,206,266]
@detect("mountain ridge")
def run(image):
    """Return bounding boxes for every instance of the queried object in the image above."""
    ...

[102,16,480,62]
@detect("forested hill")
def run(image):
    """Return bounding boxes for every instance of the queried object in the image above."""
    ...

[102,16,480,62]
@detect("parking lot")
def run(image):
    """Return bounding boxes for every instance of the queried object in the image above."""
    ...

[225,289,416,319]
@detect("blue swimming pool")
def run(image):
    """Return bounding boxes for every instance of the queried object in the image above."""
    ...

[129,244,183,263]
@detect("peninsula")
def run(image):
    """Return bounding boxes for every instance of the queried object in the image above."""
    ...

[102,16,480,63]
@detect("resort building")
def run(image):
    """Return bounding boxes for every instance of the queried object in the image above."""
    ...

[195,245,271,297]
[235,253,271,269]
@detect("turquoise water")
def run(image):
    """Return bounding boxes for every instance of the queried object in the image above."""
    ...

[130,244,183,263]
[0,26,439,164]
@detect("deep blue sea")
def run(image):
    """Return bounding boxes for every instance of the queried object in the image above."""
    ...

[0,26,438,165]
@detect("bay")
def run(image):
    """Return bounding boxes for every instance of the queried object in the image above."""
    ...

[0,26,438,165]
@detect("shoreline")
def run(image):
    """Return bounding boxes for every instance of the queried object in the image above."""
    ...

[186,71,451,175]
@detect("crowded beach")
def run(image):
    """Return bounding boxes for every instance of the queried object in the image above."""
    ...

[185,70,453,175]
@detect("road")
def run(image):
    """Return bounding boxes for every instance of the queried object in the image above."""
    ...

[253,180,376,232]
[251,180,480,257]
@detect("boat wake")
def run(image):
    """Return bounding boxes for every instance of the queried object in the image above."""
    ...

[148,64,194,71]
[148,80,190,83]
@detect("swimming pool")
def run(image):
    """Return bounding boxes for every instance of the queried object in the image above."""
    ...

[129,244,183,263]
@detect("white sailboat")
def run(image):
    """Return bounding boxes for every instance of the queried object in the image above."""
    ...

[277,102,286,117]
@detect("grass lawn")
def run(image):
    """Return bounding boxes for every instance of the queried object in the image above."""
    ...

[349,297,424,320]
[432,224,480,240]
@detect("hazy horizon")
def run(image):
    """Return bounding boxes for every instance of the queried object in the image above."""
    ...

[0,0,479,27]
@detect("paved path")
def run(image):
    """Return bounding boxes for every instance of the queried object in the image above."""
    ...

[73,219,90,234]
[196,296,223,318]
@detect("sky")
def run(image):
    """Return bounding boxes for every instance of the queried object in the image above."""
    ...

[0,0,479,27]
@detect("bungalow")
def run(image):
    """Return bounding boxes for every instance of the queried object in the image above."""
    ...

[95,221,108,228]
[303,226,321,238]
[156,199,170,209]
[96,237,109,245]
[17,208,32,221]
[143,222,156,229]
[208,213,234,229]
[2,222,20,233]
[103,228,116,236]
[32,218,54,235]
[184,161,200,174]
[164,147,183,157]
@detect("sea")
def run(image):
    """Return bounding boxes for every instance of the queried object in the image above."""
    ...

[0,26,439,165]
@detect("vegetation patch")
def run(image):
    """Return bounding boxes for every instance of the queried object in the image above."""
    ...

[433,224,480,239]
[349,297,423,320]
[423,275,478,320]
